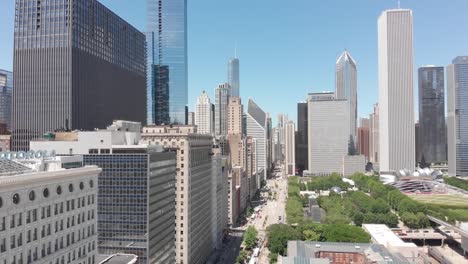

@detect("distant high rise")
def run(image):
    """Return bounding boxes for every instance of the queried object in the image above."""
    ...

[418,66,446,164]
[228,97,243,135]
[12,0,146,150]
[378,9,415,172]
[358,118,370,161]
[336,50,358,146]
[296,102,308,174]
[0,70,12,130]
[369,103,380,164]
[308,93,349,175]
[196,91,214,135]
[448,56,468,176]
[285,119,296,175]
[147,0,188,125]
[188,111,195,125]
[228,58,240,97]
[215,83,230,138]
[246,99,267,181]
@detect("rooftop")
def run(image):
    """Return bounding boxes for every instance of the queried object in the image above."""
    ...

[0,159,32,176]
[97,254,138,264]
[362,224,417,248]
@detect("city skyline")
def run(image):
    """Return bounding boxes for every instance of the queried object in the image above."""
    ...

[1,1,468,123]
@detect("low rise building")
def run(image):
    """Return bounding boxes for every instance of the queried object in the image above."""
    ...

[31,121,177,263]
[0,158,99,264]
[342,155,366,177]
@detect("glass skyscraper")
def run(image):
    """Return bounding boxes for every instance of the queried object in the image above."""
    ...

[228,58,240,97]
[448,56,468,176]
[418,66,446,164]
[147,0,188,125]
[0,70,12,130]
[12,0,146,150]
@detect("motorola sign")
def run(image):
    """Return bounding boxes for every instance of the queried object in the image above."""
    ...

[0,150,56,160]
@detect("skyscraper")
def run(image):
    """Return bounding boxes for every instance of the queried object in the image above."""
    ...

[227,97,243,135]
[215,83,230,138]
[358,118,370,161]
[378,9,415,172]
[141,125,226,264]
[418,66,446,164]
[296,102,308,174]
[147,0,188,125]
[246,99,267,181]
[196,91,214,135]
[285,119,296,175]
[0,70,12,130]
[448,56,468,176]
[336,50,358,146]
[307,93,350,175]
[12,0,146,150]
[228,58,240,97]
[369,103,380,165]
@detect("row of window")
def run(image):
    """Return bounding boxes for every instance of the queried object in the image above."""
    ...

[0,181,93,208]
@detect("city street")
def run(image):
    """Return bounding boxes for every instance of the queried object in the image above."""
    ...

[214,165,288,264]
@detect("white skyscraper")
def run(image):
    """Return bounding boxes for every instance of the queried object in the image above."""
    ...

[336,50,358,146]
[246,99,267,182]
[195,90,214,135]
[378,9,415,172]
[307,93,350,175]
[285,119,296,176]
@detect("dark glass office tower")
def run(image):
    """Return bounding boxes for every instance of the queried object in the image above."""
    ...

[147,0,188,125]
[0,70,13,130]
[12,0,146,150]
[418,66,446,164]
[296,102,308,174]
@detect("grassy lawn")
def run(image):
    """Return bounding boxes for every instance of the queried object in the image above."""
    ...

[408,194,468,207]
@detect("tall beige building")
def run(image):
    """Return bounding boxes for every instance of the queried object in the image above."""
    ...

[369,103,380,165]
[284,119,296,175]
[141,125,226,264]
[228,97,243,135]
[195,91,213,135]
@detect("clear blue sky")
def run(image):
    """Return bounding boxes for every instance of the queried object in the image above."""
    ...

[1,0,468,123]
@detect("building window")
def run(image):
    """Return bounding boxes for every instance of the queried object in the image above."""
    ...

[12,193,20,204]
[43,188,49,198]
[56,186,62,195]
[89,180,94,188]
[88,149,98,154]
[29,191,36,201]
[79,182,84,190]
[68,184,74,193]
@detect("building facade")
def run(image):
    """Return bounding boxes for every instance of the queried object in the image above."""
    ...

[187,112,195,126]
[30,121,177,264]
[227,97,243,135]
[12,0,146,150]
[418,66,446,164]
[147,0,188,125]
[0,165,99,264]
[378,9,415,172]
[335,50,358,147]
[358,118,370,161]
[215,83,230,138]
[195,91,213,135]
[296,102,308,174]
[0,70,12,130]
[448,57,468,176]
[285,120,296,176]
[227,58,240,97]
[369,104,380,165]
[141,125,223,264]
[308,93,349,175]
[246,99,267,181]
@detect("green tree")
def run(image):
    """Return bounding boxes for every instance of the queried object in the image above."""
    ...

[243,226,258,250]
[269,253,278,264]
[322,224,370,243]
[266,224,301,255]
[302,229,320,241]
[235,250,248,264]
